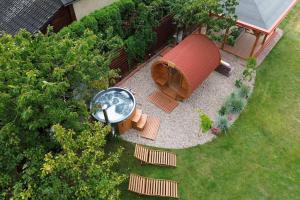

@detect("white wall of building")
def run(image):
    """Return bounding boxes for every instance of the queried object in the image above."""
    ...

[73,0,117,20]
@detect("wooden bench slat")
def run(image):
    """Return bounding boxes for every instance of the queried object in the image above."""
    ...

[142,147,146,161]
[154,179,158,195]
[149,150,152,163]
[154,179,157,195]
[128,175,133,191]
[149,179,153,195]
[140,176,145,194]
[173,154,176,166]
[140,176,144,193]
[145,178,149,195]
[134,176,139,193]
[174,181,178,197]
[150,179,154,195]
[170,181,173,196]
[171,181,175,197]
[165,180,169,196]
[163,180,166,196]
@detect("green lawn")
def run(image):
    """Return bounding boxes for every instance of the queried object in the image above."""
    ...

[108,4,300,199]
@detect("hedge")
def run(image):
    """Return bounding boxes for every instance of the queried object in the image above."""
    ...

[59,0,169,63]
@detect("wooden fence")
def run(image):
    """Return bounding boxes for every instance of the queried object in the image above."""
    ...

[110,16,175,80]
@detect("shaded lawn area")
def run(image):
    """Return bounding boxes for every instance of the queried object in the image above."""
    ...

[107,4,300,199]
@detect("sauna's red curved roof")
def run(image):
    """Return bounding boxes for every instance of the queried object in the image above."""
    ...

[162,34,221,91]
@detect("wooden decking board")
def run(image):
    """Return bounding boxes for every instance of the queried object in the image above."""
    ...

[132,109,142,124]
[148,90,179,113]
[136,113,148,131]
[140,116,160,140]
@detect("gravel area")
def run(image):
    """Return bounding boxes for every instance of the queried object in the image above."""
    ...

[119,51,250,149]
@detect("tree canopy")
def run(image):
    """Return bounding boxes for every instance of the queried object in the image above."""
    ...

[0,29,124,199]
[168,0,239,37]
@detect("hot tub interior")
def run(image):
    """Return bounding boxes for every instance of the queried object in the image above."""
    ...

[91,87,136,124]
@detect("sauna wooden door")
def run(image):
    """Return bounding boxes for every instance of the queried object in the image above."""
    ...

[168,67,182,91]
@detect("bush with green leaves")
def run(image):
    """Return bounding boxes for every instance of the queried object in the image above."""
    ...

[235,79,243,88]
[60,0,133,39]
[217,115,230,133]
[198,110,213,133]
[225,93,246,114]
[227,35,236,46]
[125,1,167,63]
[218,105,229,116]
[59,0,168,63]
[242,57,257,81]
[230,26,240,38]
[238,84,251,99]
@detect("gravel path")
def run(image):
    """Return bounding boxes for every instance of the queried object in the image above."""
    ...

[119,51,249,149]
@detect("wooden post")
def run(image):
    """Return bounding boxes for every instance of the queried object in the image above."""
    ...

[262,33,268,46]
[206,24,209,35]
[221,27,230,49]
[198,24,202,34]
[250,31,261,57]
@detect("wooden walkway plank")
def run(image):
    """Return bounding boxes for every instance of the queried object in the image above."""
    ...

[140,116,160,140]
[148,90,179,113]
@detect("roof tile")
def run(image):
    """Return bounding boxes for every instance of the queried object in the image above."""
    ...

[0,0,65,34]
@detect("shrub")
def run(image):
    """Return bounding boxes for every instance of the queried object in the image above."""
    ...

[81,15,98,33]
[116,0,135,18]
[198,110,213,133]
[69,21,86,37]
[125,27,157,63]
[227,35,236,46]
[210,34,223,42]
[218,105,229,116]
[243,57,257,81]
[235,79,242,88]
[238,84,251,99]
[217,115,230,133]
[58,0,168,64]
[226,93,246,114]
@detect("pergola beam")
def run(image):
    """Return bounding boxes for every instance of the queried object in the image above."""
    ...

[221,27,230,49]
[250,31,261,57]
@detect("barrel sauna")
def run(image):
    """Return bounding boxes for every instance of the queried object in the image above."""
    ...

[151,34,221,100]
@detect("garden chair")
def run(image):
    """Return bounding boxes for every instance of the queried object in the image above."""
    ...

[128,173,178,198]
[134,144,176,167]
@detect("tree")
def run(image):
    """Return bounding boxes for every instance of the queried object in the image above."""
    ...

[0,29,122,198]
[12,123,125,200]
[167,0,239,38]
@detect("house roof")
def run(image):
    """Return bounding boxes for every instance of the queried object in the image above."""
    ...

[0,0,74,35]
[236,0,298,33]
